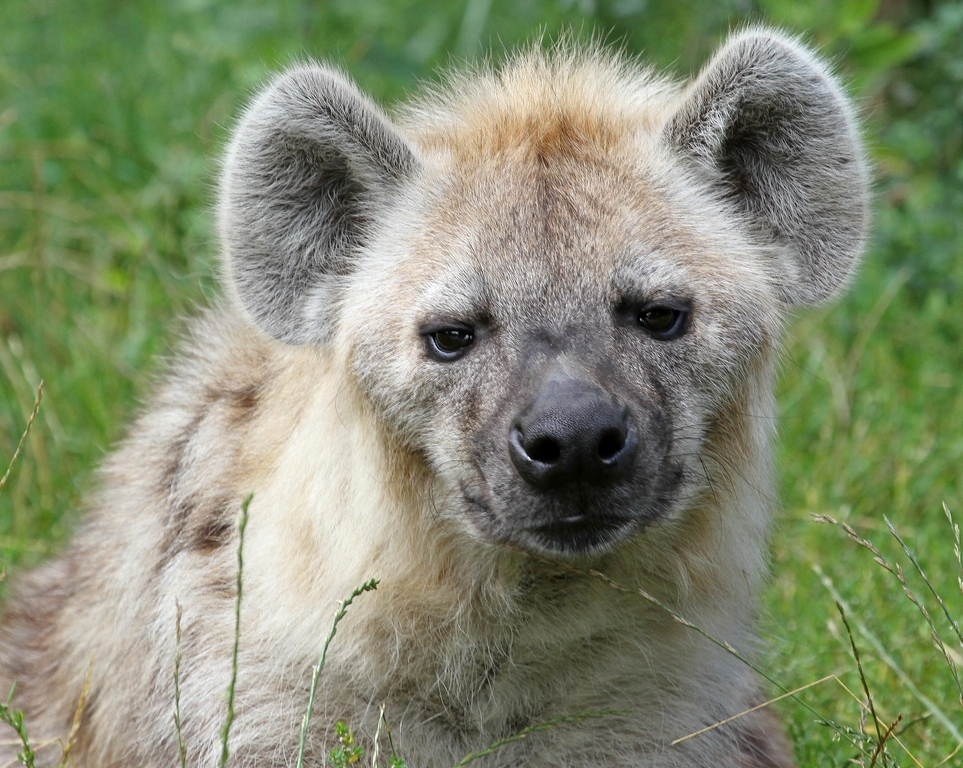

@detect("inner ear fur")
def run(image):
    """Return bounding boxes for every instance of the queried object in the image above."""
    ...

[666,30,869,306]
[219,64,418,344]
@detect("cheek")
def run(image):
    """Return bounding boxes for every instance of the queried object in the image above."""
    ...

[345,322,486,466]
[657,292,775,403]
[691,320,772,402]
[346,325,433,435]
[420,373,509,474]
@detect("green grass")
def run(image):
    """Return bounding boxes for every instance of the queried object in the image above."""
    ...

[2,0,961,765]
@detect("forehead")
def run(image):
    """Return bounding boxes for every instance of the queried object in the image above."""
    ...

[422,159,669,296]
[383,49,769,319]
[408,137,751,318]
[408,50,676,265]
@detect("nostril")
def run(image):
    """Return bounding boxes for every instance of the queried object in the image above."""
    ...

[528,436,561,464]
[597,428,625,462]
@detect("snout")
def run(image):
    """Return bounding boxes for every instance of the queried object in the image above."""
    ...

[503,376,643,554]
[508,379,638,490]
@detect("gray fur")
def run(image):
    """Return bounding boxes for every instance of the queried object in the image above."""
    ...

[665,30,868,305]
[219,64,419,344]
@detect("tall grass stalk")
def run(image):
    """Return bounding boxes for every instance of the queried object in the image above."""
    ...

[370,704,386,768]
[174,601,188,768]
[816,565,963,744]
[58,662,94,768]
[817,511,963,707]
[295,578,379,768]
[886,515,963,648]
[836,601,892,766]
[219,493,252,768]
[0,382,42,495]
[671,675,836,747]
[946,504,963,598]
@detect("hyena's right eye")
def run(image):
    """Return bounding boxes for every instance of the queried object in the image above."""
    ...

[422,325,475,362]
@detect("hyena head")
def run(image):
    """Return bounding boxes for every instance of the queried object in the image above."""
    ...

[219,31,867,559]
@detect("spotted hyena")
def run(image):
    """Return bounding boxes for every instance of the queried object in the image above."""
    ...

[0,29,866,767]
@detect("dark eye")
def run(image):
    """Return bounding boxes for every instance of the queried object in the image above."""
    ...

[637,304,689,340]
[424,327,475,361]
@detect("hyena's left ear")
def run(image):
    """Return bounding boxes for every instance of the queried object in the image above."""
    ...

[665,30,869,305]
[219,64,419,344]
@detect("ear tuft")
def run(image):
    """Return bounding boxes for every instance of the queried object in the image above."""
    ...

[219,64,419,344]
[666,30,869,305]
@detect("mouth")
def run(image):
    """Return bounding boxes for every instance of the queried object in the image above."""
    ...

[459,482,647,558]
[523,513,636,556]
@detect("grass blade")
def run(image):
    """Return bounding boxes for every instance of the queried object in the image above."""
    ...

[885,515,963,647]
[174,601,187,768]
[295,578,379,768]
[816,565,963,743]
[0,381,43,494]
[219,493,252,768]
[836,601,888,764]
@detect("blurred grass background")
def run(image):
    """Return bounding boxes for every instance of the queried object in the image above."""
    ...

[1,0,961,764]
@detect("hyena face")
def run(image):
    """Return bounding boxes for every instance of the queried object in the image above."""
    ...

[342,138,778,557]
[221,33,867,558]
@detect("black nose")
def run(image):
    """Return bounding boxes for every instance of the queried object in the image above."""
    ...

[508,378,638,491]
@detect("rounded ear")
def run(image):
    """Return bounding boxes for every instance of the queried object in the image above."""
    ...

[664,30,869,305]
[219,64,419,344]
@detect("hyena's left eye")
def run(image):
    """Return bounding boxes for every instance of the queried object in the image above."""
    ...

[423,326,475,362]
[637,303,690,341]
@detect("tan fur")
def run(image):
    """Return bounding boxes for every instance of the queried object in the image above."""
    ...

[0,31,867,767]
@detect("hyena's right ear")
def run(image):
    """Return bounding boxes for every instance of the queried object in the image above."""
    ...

[219,65,419,344]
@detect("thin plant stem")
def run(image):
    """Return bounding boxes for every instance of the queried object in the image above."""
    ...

[295,578,379,768]
[174,601,187,768]
[944,504,962,597]
[59,659,94,768]
[836,601,887,764]
[817,514,963,702]
[868,715,903,768]
[885,515,963,647]
[816,565,963,743]
[371,704,386,768]
[0,686,36,768]
[219,493,252,768]
[0,380,43,494]
[671,675,835,746]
